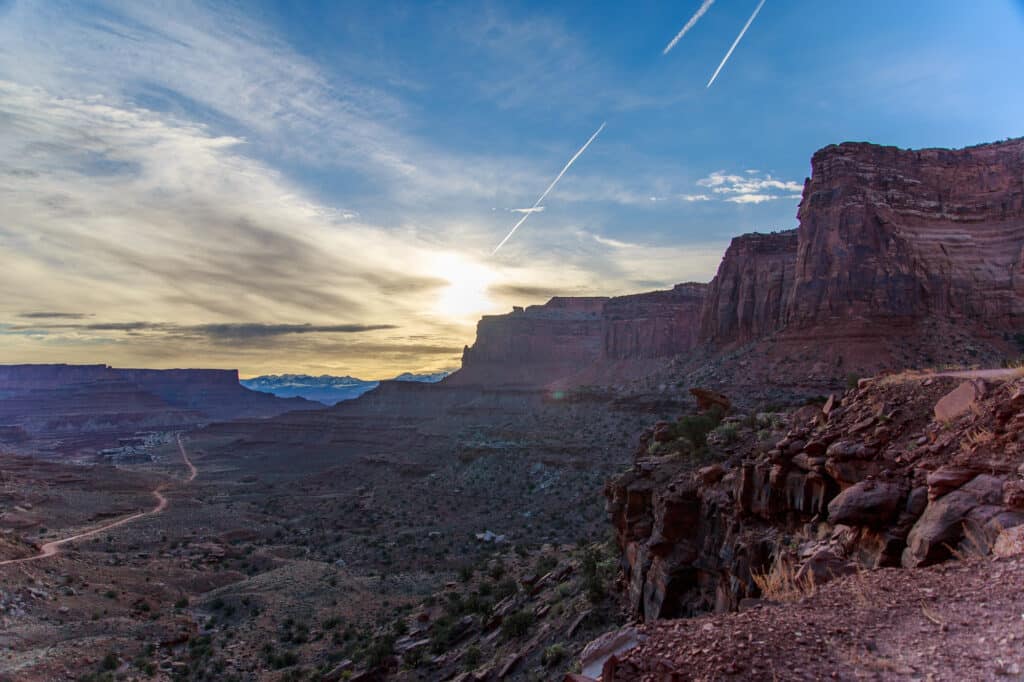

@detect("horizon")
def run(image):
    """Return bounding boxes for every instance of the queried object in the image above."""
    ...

[2,0,1023,377]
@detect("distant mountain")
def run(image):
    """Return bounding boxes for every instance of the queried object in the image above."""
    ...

[392,371,450,383]
[241,371,449,405]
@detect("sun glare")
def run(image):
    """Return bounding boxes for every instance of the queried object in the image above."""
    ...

[431,253,498,322]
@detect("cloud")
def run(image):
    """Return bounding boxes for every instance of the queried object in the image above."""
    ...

[663,0,716,55]
[695,170,803,203]
[591,234,641,249]
[487,284,564,300]
[510,206,545,214]
[680,193,713,202]
[17,312,91,320]
[0,2,736,377]
[8,320,396,340]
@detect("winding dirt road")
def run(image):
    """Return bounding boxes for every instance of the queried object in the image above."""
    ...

[0,434,197,567]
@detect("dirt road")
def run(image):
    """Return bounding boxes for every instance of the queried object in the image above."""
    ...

[0,435,197,567]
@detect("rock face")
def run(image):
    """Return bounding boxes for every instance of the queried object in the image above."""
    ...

[450,286,707,387]
[603,284,707,360]
[606,375,1024,621]
[788,140,1024,332]
[699,230,799,345]
[453,138,1024,389]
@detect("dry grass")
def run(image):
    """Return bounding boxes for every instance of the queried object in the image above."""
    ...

[751,556,816,602]
[963,425,994,447]
[945,520,1000,561]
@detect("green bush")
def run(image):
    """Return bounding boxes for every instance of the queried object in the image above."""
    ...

[463,645,482,669]
[714,423,738,444]
[500,610,534,640]
[674,407,723,450]
[542,644,567,667]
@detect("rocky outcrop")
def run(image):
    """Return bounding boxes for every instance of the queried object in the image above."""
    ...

[699,230,798,345]
[606,374,1024,621]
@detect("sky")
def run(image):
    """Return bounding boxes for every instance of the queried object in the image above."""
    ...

[1,0,1023,378]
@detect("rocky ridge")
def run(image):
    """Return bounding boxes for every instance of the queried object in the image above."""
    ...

[604,371,1024,627]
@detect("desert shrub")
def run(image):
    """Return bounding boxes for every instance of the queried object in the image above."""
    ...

[463,645,482,669]
[542,644,567,667]
[846,373,861,389]
[674,408,723,450]
[535,554,558,575]
[100,652,119,671]
[713,423,738,444]
[364,636,395,668]
[501,610,534,640]
[429,616,457,654]
[494,578,517,600]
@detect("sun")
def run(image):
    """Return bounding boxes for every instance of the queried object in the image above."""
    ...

[431,252,497,322]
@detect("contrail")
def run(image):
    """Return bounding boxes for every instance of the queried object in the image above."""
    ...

[707,0,766,88]
[663,0,716,55]
[492,122,606,255]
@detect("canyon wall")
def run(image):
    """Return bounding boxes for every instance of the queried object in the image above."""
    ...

[454,138,1024,389]
[450,287,707,386]
[698,230,799,345]
[787,140,1024,330]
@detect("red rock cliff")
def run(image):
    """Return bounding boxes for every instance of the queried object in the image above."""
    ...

[450,287,708,386]
[452,137,1024,389]
[787,140,1024,331]
[699,230,798,345]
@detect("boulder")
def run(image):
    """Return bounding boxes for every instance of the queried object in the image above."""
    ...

[933,380,985,422]
[827,481,904,527]
[795,548,858,585]
[580,626,641,680]
[926,466,979,501]
[1003,480,1024,511]
[993,525,1024,558]
[903,475,1004,567]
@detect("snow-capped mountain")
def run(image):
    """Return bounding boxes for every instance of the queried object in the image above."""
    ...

[240,371,449,405]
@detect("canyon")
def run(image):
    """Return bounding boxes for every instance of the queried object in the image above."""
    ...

[2,137,1024,681]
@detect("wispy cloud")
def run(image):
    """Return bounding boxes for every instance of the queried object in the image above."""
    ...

[696,170,801,203]
[8,321,396,342]
[707,0,767,87]
[510,206,545,214]
[663,0,716,55]
[17,312,92,320]
[591,234,641,249]
[492,122,606,254]
[680,193,713,202]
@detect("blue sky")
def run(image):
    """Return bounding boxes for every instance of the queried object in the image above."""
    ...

[1,0,1022,376]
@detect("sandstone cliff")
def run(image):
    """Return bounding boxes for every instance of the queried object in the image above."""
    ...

[454,138,1024,391]
[698,230,798,345]
[449,287,707,387]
